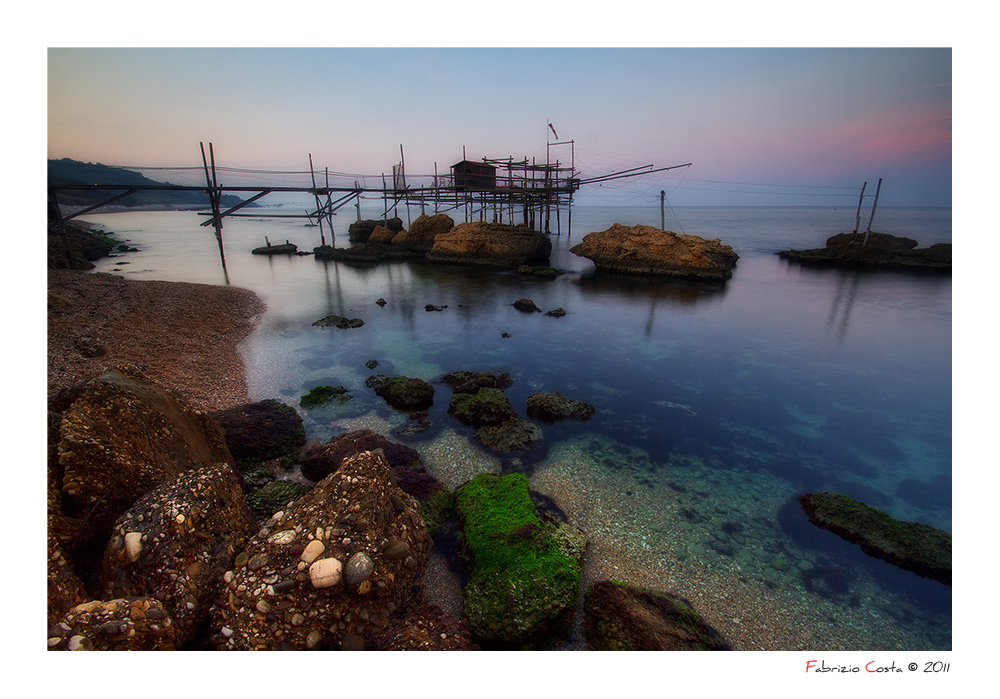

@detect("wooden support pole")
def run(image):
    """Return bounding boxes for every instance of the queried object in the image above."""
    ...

[862,178,883,246]
[660,190,666,230]
[852,181,868,240]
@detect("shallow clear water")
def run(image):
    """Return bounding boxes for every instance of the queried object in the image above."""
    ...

[87,204,952,650]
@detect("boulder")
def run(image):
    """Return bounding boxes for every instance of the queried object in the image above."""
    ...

[100,463,256,646]
[209,399,306,461]
[439,370,513,395]
[392,213,455,253]
[369,375,435,411]
[512,298,541,313]
[455,473,586,648]
[799,492,952,585]
[526,392,595,422]
[778,232,951,270]
[570,224,739,280]
[427,222,552,268]
[55,365,234,549]
[474,417,542,454]
[582,580,729,650]
[448,388,517,427]
[349,217,403,244]
[312,314,364,329]
[48,598,177,651]
[369,604,480,650]
[210,450,432,650]
[368,225,397,245]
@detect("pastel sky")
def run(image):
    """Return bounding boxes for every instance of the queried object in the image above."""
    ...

[47,47,951,207]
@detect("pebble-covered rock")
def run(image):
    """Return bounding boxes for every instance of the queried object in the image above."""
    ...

[47,530,88,627]
[100,463,256,646]
[48,598,177,651]
[210,450,432,650]
[369,604,480,650]
[55,364,234,551]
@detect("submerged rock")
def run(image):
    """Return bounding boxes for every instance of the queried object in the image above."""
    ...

[512,298,541,313]
[526,392,595,422]
[299,385,352,408]
[369,376,435,412]
[570,223,739,280]
[582,580,729,650]
[427,222,552,268]
[439,370,513,395]
[455,473,586,648]
[799,492,952,585]
[475,417,542,454]
[312,314,364,329]
[448,388,517,427]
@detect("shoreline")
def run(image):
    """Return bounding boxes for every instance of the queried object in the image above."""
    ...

[48,269,265,411]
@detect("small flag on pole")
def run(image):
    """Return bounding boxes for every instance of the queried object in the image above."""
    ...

[548,123,559,140]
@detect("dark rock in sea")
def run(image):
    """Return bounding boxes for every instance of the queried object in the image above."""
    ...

[349,217,403,244]
[375,297,387,307]
[391,213,455,253]
[512,298,541,313]
[366,359,380,369]
[99,463,256,646]
[55,365,234,553]
[778,232,951,271]
[296,429,421,482]
[427,221,553,268]
[210,450,432,650]
[439,370,513,395]
[544,307,566,317]
[369,603,480,650]
[526,392,595,422]
[474,417,542,454]
[395,410,433,437]
[210,399,306,461]
[251,241,298,255]
[448,387,518,427]
[313,314,364,329]
[455,473,586,648]
[570,223,739,280]
[517,264,563,278]
[582,580,729,650]
[299,385,352,408]
[369,375,435,412]
[47,598,178,650]
[799,492,952,585]
[425,304,448,312]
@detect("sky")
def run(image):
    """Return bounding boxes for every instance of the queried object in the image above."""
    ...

[47,46,952,207]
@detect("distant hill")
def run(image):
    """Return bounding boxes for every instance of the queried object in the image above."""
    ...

[48,158,250,211]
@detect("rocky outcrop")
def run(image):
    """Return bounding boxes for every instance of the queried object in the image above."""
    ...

[209,399,306,461]
[48,530,88,627]
[512,298,541,313]
[368,225,397,245]
[582,581,729,650]
[210,450,432,650]
[778,232,951,270]
[455,473,586,648]
[55,365,234,550]
[439,371,513,395]
[475,417,542,454]
[313,314,364,329]
[391,213,455,253]
[48,598,178,650]
[251,242,297,255]
[526,392,595,422]
[570,224,739,280]
[427,222,552,268]
[448,388,517,427]
[799,492,952,585]
[349,217,403,244]
[100,463,256,645]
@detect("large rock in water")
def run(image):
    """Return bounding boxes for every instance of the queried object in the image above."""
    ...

[55,365,234,547]
[349,217,403,244]
[427,222,552,268]
[455,473,586,648]
[582,580,729,650]
[210,450,432,650]
[799,492,952,585]
[778,232,951,270]
[391,213,455,253]
[209,399,305,461]
[100,463,256,647]
[570,224,739,280]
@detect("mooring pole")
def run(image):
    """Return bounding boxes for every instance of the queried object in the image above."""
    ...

[862,178,883,246]
[852,181,868,240]
[355,181,362,222]
[660,190,666,230]
[200,142,229,281]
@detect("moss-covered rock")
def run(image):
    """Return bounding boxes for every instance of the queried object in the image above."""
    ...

[526,392,595,422]
[299,385,352,408]
[474,417,542,454]
[582,580,729,650]
[439,370,513,395]
[799,492,952,585]
[369,376,435,412]
[448,388,517,427]
[455,473,585,648]
[246,480,312,518]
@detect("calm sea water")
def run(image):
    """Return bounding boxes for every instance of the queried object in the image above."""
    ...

[85,204,952,650]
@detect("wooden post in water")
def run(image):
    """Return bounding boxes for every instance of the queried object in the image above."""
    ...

[355,181,362,222]
[309,154,326,247]
[660,190,666,230]
[200,142,229,281]
[852,181,868,240]
[862,178,883,246]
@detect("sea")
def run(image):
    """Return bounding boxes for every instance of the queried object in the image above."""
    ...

[83,203,952,651]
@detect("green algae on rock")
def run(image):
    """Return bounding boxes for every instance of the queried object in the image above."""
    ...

[299,385,352,408]
[448,387,517,427]
[368,375,435,412]
[526,392,595,422]
[455,473,586,648]
[799,492,951,586]
[582,580,729,650]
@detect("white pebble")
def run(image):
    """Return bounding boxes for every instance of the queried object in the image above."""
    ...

[301,539,325,564]
[309,557,343,589]
[124,532,143,562]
